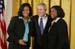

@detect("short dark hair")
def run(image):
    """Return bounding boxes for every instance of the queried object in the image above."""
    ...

[18,3,32,17]
[51,5,65,18]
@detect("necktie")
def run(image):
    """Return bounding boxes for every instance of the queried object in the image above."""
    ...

[40,18,44,35]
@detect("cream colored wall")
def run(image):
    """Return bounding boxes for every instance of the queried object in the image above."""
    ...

[5,0,12,48]
[5,0,12,29]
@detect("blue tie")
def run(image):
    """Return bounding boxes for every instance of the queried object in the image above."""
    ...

[40,18,44,35]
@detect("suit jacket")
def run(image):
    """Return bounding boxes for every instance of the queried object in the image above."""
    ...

[48,18,70,49]
[31,14,51,49]
[7,16,32,49]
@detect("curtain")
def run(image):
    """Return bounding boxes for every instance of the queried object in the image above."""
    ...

[12,0,71,38]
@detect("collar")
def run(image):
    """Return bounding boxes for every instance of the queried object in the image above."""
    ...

[18,16,23,19]
[18,16,31,22]
[51,17,60,25]
[54,17,60,23]
[39,14,47,19]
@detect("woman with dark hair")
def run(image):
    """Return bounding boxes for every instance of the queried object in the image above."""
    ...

[7,3,32,49]
[48,6,70,49]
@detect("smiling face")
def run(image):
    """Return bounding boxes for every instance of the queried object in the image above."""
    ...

[22,6,30,18]
[50,8,58,19]
[37,5,46,17]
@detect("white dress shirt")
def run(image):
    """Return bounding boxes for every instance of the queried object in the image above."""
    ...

[38,15,48,29]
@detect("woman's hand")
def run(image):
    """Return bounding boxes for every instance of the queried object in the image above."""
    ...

[19,39,26,45]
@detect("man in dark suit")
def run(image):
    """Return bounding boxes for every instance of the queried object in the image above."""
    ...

[31,3,51,49]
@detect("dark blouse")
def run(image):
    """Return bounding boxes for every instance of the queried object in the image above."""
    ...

[48,18,70,49]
